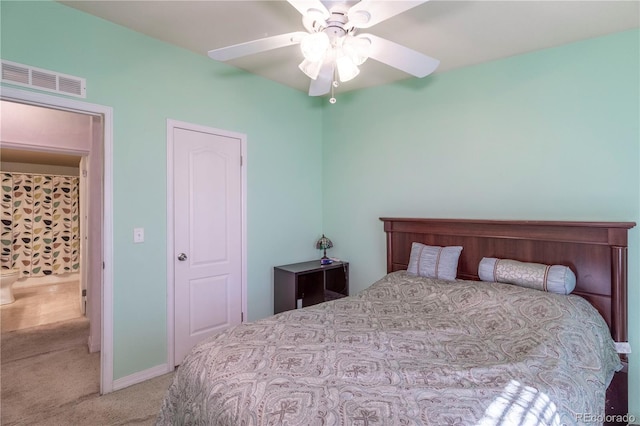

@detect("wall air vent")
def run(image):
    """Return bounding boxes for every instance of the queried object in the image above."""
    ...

[1,60,86,98]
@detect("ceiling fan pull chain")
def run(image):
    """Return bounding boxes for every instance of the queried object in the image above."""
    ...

[329,68,338,104]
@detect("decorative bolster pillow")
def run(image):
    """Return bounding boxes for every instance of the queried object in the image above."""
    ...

[478,257,576,294]
[407,242,463,281]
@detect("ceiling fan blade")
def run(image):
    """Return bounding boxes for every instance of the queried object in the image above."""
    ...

[308,61,334,96]
[208,32,308,62]
[348,0,428,29]
[287,0,330,19]
[361,33,439,78]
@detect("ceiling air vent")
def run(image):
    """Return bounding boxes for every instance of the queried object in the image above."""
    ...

[1,60,86,98]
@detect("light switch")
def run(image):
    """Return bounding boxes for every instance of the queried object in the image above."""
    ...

[134,227,144,243]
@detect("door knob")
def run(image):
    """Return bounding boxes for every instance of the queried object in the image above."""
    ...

[178,253,187,261]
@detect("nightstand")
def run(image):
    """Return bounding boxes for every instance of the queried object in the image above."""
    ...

[273,260,349,314]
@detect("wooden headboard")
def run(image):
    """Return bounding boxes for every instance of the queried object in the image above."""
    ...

[380,218,635,344]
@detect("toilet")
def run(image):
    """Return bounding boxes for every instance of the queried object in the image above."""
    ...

[0,268,20,305]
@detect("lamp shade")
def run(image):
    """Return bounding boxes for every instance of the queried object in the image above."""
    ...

[315,234,333,250]
[336,53,360,82]
[299,58,323,80]
[342,35,371,66]
[300,32,330,62]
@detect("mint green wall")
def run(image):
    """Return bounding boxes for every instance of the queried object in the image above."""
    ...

[323,30,640,418]
[1,1,323,379]
[3,0,639,416]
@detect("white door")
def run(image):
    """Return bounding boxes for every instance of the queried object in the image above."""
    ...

[173,126,243,365]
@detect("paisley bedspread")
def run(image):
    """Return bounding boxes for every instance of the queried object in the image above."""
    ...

[156,271,621,425]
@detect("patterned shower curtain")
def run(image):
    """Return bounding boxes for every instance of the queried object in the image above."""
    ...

[1,172,80,278]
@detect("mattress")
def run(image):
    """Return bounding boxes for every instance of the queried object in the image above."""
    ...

[156,271,621,425]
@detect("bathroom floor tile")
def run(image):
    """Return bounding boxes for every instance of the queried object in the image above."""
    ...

[0,281,82,332]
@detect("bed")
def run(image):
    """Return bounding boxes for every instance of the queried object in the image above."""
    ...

[157,218,634,425]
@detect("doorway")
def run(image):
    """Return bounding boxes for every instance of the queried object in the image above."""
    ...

[0,150,84,331]
[1,87,114,394]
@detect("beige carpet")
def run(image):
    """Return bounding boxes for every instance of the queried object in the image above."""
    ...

[1,317,174,425]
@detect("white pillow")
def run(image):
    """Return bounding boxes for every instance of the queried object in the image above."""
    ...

[478,257,576,295]
[407,242,462,281]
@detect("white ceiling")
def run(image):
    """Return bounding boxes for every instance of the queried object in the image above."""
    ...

[59,1,639,95]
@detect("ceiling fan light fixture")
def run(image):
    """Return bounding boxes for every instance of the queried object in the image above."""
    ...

[300,32,330,61]
[298,58,323,80]
[343,35,371,66]
[336,54,359,82]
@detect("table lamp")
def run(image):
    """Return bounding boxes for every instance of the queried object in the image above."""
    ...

[316,234,333,265]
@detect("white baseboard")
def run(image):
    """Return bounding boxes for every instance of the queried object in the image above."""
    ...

[112,363,173,391]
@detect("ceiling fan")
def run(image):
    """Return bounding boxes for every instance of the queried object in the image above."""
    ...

[208,0,439,102]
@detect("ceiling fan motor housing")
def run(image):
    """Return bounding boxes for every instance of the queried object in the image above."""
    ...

[325,10,349,36]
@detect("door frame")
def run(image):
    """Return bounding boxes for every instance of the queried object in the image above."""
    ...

[79,156,89,315]
[0,86,114,394]
[166,119,247,368]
